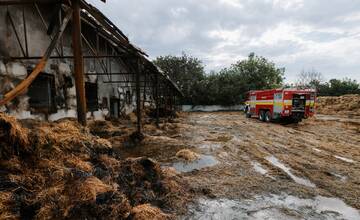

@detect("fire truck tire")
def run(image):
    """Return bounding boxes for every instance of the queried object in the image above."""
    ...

[245,107,251,118]
[265,111,272,122]
[259,110,266,122]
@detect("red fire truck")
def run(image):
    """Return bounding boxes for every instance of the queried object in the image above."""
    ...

[245,88,316,122]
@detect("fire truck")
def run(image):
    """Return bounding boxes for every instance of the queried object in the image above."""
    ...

[245,88,316,122]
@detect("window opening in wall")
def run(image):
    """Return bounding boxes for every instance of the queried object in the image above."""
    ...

[85,82,98,112]
[110,98,120,118]
[28,73,57,113]
[125,91,131,104]
[101,97,108,109]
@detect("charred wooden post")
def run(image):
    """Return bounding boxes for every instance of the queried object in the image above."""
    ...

[136,59,142,134]
[170,88,174,116]
[72,0,87,126]
[155,72,160,127]
[22,6,29,57]
[142,71,147,109]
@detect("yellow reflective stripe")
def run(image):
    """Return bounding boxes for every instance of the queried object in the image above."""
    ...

[274,102,283,107]
[249,99,316,107]
[256,102,273,105]
[284,100,292,105]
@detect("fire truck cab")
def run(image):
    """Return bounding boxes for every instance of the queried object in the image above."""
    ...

[245,88,316,123]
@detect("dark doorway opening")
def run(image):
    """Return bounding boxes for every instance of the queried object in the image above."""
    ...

[110,98,120,118]
[28,73,56,114]
[85,82,98,112]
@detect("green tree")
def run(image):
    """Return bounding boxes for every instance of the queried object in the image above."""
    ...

[231,53,284,90]
[154,53,285,105]
[153,53,206,104]
[318,78,360,96]
[214,53,285,104]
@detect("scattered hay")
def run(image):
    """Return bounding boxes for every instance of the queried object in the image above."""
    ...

[88,120,127,138]
[117,157,190,213]
[98,154,120,171]
[176,149,200,161]
[0,113,29,158]
[65,156,93,173]
[128,112,138,124]
[0,192,16,220]
[144,124,164,136]
[206,135,233,142]
[130,204,171,220]
[0,114,190,219]
[70,176,112,202]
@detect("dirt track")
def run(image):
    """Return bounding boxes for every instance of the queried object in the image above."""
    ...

[118,112,360,219]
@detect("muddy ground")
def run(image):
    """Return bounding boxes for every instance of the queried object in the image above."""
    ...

[115,112,360,219]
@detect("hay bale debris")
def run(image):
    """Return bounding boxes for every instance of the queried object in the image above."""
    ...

[317,94,360,116]
[176,149,200,162]
[130,204,171,220]
[0,113,30,158]
[0,113,190,219]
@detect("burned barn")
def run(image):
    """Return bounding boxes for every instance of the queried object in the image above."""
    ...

[0,0,182,131]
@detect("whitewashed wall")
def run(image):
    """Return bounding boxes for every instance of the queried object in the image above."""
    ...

[182,105,244,112]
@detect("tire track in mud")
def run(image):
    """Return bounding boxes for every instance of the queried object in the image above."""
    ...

[251,121,359,209]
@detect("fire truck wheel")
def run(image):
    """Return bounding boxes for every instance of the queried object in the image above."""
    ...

[265,111,272,122]
[259,110,265,122]
[245,107,251,118]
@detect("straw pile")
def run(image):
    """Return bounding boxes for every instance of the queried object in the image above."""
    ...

[176,149,200,162]
[317,94,360,116]
[0,113,189,219]
[130,204,171,220]
[0,113,30,158]
[88,120,128,138]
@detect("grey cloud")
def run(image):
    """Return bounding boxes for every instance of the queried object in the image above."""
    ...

[88,0,360,83]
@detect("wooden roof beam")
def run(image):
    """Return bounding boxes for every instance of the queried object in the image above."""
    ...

[0,0,61,5]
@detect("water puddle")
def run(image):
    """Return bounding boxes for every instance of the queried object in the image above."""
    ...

[168,155,219,173]
[266,156,316,188]
[334,155,355,163]
[185,194,360,220]
[251,161,268,175]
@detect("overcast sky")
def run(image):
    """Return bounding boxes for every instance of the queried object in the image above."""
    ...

[88,0,360,83]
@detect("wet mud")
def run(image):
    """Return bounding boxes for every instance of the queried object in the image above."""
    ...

[115,112,360,219]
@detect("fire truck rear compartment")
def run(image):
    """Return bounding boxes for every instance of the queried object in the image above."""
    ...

[292,94,306,112]
[291,94,306,121]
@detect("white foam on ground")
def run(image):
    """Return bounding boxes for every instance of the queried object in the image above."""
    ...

[331,172,348,182]
[187,194,360,220]
[10,111,44,120]
[334,155,355,163]
[251,161,268,175]
[48,109,77,122]
[266,156,316,188]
